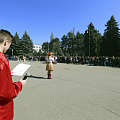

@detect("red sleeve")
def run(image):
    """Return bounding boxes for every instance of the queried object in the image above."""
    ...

[0,61,22,101]
[13,81,22,96]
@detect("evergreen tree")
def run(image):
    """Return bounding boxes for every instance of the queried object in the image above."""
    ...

[67,31,75,56]
[42,42,49,52]
[37,49,43,56]
[33,49,37,56]
[61,31,84,56]
[101,15,120,56]
[75,32,84,56]
[13,32,22,56]
[50,32,54,41]
[43,51,48,56]
[61,35,68,56]
[50,37,63,56]
[21,31,33,56]
[6,32,21,56]
[84,22,102,56]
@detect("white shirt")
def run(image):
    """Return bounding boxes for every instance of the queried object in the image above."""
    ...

[46,56,54,63]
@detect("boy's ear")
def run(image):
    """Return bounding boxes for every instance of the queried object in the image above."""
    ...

[4,41,6,46]
[4,40,8,46]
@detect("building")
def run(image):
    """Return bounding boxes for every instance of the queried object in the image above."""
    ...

[33,44,42,52]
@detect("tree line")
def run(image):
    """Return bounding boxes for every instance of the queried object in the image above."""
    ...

[43,15,120,57]
[6,15,120,57]
[6,31,34,57]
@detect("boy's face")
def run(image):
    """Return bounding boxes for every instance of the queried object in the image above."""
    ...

[3,40,11,53]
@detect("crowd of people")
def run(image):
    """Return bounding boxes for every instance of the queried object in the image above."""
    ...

[57,56,120,67]
[7,55,45,61]
[8,55,58,63]
[8,55,120,67]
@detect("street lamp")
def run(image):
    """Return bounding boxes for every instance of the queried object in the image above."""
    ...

[12,49,13,56]
[48,42,49,53]
[87,26,90,56]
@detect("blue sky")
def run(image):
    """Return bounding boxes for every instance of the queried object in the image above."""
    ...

[1,0,120,44]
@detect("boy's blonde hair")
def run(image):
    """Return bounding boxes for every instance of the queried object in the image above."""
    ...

[0,29,13,44]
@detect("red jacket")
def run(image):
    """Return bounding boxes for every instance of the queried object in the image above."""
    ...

[0,52,22,120]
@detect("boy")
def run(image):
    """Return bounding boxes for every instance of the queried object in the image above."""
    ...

[0,29,27,120]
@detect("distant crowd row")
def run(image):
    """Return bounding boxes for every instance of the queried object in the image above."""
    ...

[57,56,120,67]
[8,55,120,68]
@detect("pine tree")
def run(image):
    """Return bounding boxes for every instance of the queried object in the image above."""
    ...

[13,32,21,56]
[67,31,75,56]
[37,49,43,56]
[21,31,33,56]
[101,15,120,56]
[50,32,54,41]
[84,22,102,56]
[42,42,48,52]
[6,32,21,56]
[61,35,68,56]
[75,32,84,56]
[50,37,63,56]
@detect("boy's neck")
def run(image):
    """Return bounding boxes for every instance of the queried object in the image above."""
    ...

[0,44,4,53]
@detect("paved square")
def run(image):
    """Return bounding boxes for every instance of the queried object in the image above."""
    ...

[10,61,120,120]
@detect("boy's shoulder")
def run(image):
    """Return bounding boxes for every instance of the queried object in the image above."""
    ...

[0,53,8,65]
[0,58,5,70]
[0,57,5,64]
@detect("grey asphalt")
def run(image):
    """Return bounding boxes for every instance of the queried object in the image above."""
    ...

[10,61,120,120]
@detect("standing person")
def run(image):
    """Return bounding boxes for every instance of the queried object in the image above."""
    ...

[23,55,25,62]
[0,29,27,120]
[46,52,54,79]
[55,56,58,63]
[54,56,56,64]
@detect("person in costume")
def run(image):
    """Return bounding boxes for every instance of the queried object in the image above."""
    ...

[0,29,27,120]
[46,52,54,79]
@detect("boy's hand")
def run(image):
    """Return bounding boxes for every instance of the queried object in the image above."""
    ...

[20,79,27,86]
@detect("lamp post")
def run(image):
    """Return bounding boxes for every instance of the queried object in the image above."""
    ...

[48,42,49,53]
[89,27,90,57]
[12,49,13,56]
[87,26,90,57]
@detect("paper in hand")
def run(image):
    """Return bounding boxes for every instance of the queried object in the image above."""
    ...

[11,63,31,76]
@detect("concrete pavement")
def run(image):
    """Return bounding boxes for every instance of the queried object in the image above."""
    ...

[10,61,120,120]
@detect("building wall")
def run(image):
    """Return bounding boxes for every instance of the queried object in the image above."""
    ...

[33,44,42,52]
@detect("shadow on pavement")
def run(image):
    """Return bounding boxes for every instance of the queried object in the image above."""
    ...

[28,75,47,79]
